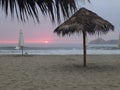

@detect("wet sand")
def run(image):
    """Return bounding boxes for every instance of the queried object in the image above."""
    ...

[0,55,120,90]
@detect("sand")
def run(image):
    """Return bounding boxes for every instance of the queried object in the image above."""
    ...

[0,55,120,90]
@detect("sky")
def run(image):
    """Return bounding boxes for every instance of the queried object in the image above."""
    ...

[0,0,120,45]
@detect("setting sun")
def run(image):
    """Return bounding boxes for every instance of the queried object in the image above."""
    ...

[44,40,49,44]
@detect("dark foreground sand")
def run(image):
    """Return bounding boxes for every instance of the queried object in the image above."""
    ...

[0,55,120,90]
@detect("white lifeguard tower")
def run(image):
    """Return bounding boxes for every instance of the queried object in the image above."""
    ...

[18,29,24,55]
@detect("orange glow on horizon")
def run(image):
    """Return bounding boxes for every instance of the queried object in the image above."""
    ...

[0,39,52,44]
[25,38,52,44]
[0,41,17,44]
[26,40,50,44]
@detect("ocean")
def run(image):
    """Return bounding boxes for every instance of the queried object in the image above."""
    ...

[0,43,120,55]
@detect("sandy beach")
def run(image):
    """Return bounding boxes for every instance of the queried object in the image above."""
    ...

[0,55,120,90]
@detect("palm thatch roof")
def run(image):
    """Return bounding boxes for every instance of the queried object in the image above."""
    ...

[54,8,114,36]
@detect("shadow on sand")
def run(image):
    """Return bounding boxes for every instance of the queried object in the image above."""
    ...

[48,63,120,73]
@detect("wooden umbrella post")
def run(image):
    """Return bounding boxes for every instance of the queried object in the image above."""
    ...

[83,31,87,67]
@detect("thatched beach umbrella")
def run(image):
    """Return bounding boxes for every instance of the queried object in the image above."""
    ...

[54,8,114,67]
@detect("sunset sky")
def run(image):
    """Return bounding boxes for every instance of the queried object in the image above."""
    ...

[0,0,120,44]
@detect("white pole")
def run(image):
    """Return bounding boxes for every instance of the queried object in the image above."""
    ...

[118,33,120,48]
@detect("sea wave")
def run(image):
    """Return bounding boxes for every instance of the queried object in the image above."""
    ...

[0,44,120,55]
